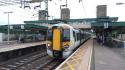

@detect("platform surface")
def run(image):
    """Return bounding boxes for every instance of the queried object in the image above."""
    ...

[0,41,46,53]
[55,39,93,70]
[94,40,125,70]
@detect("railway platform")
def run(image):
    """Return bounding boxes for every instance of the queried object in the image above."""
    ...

[55,39,93,70]
[0,41,46,62]
[0,41,46,53]
[94,40,125,70]
[56,38,125,70]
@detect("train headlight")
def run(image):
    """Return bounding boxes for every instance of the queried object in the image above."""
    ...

[47,43,51,49]
[47,43,51,46]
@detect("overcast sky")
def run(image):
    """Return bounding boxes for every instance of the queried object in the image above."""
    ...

[0,0,125,25]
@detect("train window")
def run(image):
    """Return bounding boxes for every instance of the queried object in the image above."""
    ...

[73,31,76,41]
[47,30,52,41]
[63,29,70,41]
[76,33,78,41]
[77,33,80,41]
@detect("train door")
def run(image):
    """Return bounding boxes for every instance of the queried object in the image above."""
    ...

[52,27,62,58]
[72,30,76,49]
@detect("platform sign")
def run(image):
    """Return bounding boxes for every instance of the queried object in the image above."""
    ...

[0,33,2,42]
[104,23,108,28]
[10,26,13,29]
[21,25,24,29]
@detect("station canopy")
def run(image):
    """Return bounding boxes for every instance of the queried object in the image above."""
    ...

[1,17,125,33]
[0,24,48,34]
[23,17,118,29]
[24,17,118,24]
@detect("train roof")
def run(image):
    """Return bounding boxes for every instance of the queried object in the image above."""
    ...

[48,23,73,29]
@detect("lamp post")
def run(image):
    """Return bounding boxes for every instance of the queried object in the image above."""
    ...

[66,0,67,7]
[116,2,125,5]
[60,5,66,10]
[4,11,13,44]
[116,2,125,50]
[44,0,48,20]
[60,0,68,9]
[48,16,54,20]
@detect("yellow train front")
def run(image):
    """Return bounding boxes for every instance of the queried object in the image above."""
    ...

[46,23,89,58]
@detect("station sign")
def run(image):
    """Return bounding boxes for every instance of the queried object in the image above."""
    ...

[10,26,13,29]
[104,23,108,28]
[21,25,24,29]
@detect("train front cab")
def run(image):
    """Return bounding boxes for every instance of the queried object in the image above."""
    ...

[47,26,70,58]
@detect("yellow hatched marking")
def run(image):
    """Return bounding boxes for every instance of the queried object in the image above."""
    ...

[53,29,60,51]
[66,62,74,70]
[55,39,93,70]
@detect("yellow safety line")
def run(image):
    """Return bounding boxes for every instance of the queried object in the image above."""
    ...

[87,46,93,70]
[66,62,74,70]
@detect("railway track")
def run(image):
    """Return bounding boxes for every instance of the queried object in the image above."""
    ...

[0,49,48,70]
[0,48,64,70]
[16,55,52,70]
[39,59,64,70]
[16,56,64,70]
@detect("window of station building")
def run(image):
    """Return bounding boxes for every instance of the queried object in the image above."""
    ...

[47,30,52,41]
[63,29,70,41]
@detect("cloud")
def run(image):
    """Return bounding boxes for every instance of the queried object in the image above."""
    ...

[0,0,125,25]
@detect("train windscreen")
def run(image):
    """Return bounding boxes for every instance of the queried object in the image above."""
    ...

[47,30,52,41]
[63,29,70,41]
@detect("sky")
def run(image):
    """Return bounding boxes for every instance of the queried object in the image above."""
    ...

[0,0,125,25]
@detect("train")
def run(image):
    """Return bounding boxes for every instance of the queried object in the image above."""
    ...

[46,23,91,58]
